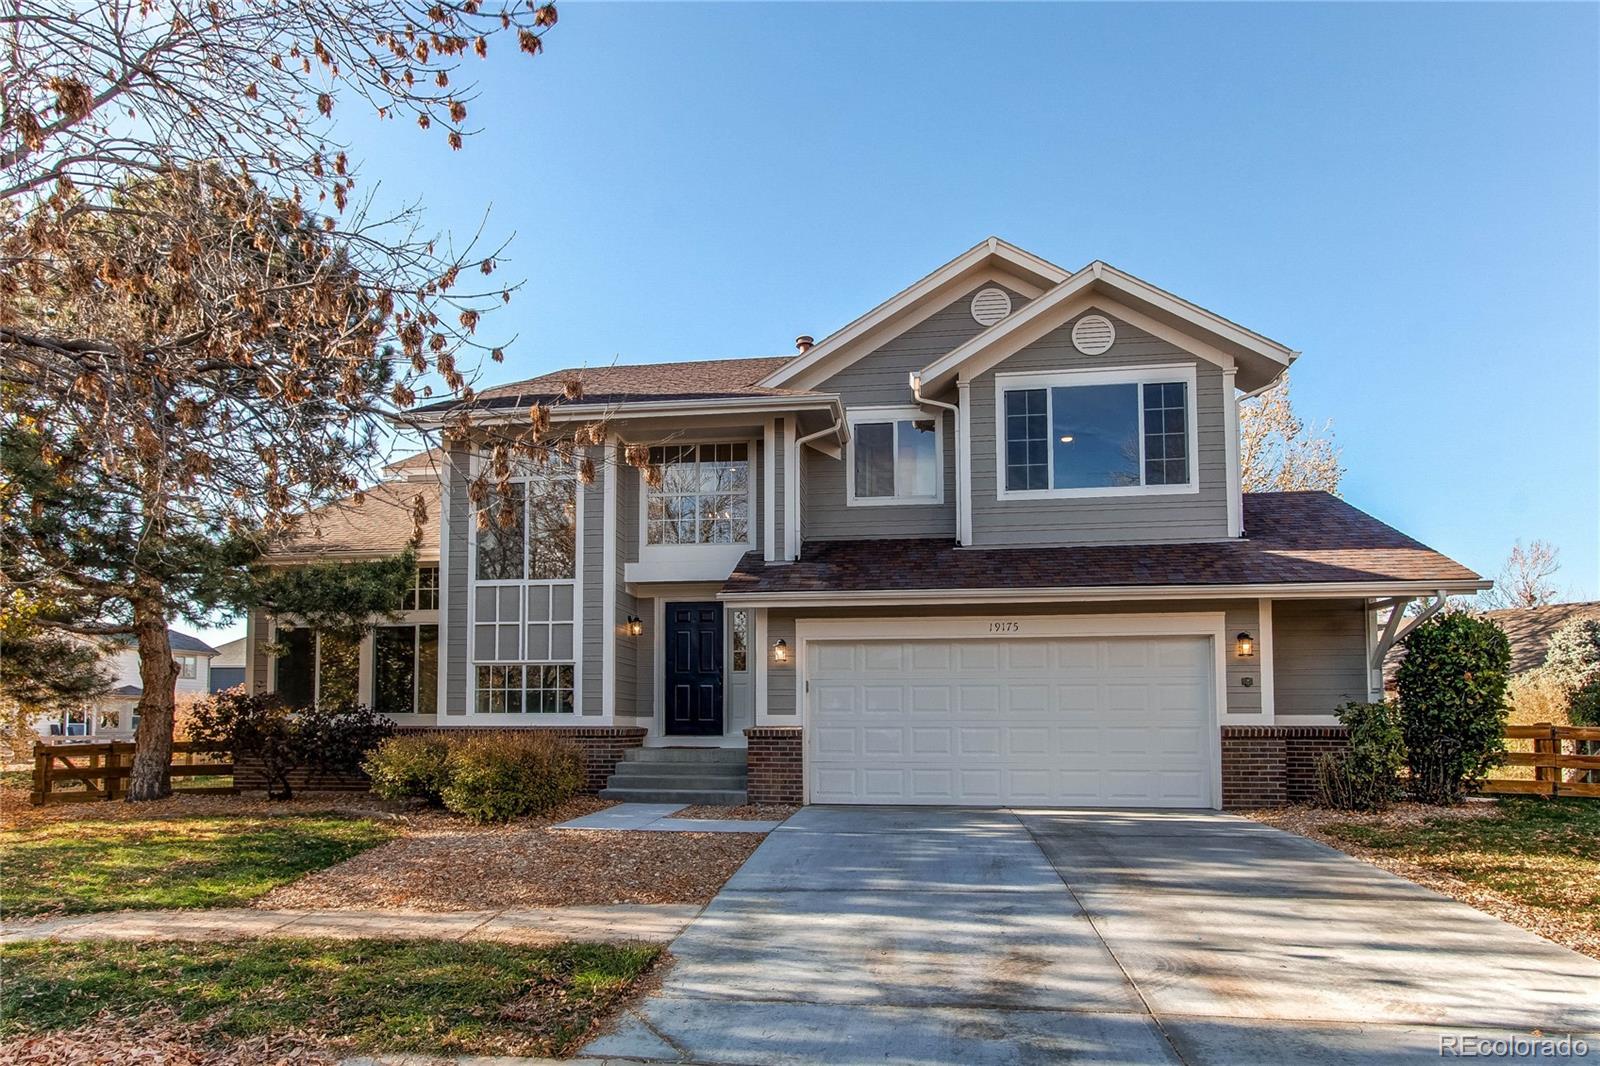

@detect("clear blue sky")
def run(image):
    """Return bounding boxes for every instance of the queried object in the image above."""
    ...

[199,1,1600,643]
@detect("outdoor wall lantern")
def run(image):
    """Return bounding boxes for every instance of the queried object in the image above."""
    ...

[625,616,643,638]
[772,638,789,663]
[1235,632,1254,658]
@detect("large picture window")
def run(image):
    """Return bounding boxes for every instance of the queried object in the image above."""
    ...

[847,408,941,504]
[373,624,439,716]
[645,443,750,545]
[999,367,1196,498]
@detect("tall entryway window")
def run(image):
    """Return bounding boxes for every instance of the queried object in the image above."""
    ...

[665,602,724,736]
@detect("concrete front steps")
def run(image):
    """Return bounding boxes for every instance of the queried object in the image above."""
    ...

[598,746,747,805]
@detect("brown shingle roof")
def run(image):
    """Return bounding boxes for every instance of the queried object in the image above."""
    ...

[1483,602,1600,674]
[413,356,811,413]
[272,467,441,559]
[722,492,1483,598]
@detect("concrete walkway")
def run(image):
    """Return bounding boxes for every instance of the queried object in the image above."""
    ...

[1,902,699,946]
[585,806,1600,1065]
[554,802,785,833]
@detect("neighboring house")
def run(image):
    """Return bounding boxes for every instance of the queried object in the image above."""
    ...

[1382,601,1600,692]
[36,629,219,740]
[209,637,248,693]
[245,238,1486,808]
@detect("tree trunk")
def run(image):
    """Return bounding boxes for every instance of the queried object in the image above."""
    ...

[125,590,179,801]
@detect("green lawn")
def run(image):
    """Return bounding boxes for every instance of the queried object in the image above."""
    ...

[0,815,394,918]
[0,938,662,1057]
[1321,798,1600,932]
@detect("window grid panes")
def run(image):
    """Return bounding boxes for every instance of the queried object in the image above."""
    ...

[646,443,750,545]
[474,664,575,714]
[853,418,938,500]
[731,610,749,672]
[1004,389,1048,491]
[1142,382,1189,486]
[474,585,523,662]
[1003,380,1188,492]
[406,566,440,611]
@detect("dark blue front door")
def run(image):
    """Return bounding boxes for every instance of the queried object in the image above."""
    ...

[666,602,724,736]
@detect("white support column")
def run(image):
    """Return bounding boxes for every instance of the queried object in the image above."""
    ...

[763,419,777,562]
[783,418,800,561]
[601,441,618,720]
[956,378,973,546]
[1365,601,1381,701]
[1258,597,1275,723]
[1224,367,1242,538]
[753,607,769,724]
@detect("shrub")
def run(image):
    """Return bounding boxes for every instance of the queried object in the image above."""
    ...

[1315,701,1407,811]
[439,733,584,824]
[364,734,451,805]
[1544,617,1600,693]
[189,691,393,800]
[1395,612,1512,804]
[1570,679,1600,728]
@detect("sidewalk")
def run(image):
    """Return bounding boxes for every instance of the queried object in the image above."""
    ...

[0,902,700,946]
[553,803,786,833]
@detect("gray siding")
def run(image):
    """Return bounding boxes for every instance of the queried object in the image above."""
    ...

[580,445,605,716]
[1273,599,1370,718]
[969,310,1231,547]
[771,419,786,555]
[444,442,471,715]
[631,595,656,722]
[804,284,1028,541]
[764,600,1261,719]
[613,450,643,721]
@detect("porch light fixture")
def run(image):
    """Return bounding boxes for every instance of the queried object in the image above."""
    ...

[625,616,643,638]
[772,638,789,663]
[1235,632,1254,658]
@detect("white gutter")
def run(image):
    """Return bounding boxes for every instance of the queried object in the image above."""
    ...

[910,371,966,545]
[719,579,1489,608]
[406,393,845,429]
[795,418,845,452]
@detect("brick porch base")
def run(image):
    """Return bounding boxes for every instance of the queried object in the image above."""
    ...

[1220,726,1350,808]
[744,727,803,805]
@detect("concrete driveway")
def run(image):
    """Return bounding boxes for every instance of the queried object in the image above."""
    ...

[585,807,1600,1065]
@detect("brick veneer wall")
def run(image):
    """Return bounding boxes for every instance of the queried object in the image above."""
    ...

[1220,726,1349,808]
[234,725,647,795]
[745,727,803,805]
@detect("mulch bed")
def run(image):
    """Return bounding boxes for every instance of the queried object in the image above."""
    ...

[670,803,799,822]
[1243,803,1599,960]
[257,797,764,910]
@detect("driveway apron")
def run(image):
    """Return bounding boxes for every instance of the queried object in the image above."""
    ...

[585,807,1600,1065]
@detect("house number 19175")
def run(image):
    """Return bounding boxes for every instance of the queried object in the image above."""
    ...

[989,621,1020,633]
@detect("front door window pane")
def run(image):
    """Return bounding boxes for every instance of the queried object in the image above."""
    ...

[1051,383,1140,489]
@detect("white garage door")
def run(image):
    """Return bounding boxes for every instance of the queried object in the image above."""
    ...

[807,635,1217,808]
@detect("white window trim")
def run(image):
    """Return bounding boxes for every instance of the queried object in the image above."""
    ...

[993,363,1200,501]
[463,456,583,723]
[844,405,946,507]
[637,438,758,550]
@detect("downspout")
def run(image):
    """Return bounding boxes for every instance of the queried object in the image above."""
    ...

[792,418,844,562]
[910,372,966,546]
[795,420,843,450]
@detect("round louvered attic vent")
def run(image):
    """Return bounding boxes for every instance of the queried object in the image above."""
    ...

[970,287,1012,326]
[1071,314,1116,355]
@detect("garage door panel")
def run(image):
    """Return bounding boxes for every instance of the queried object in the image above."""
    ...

[806,634,1216,808]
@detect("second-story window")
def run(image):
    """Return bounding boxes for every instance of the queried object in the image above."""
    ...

[846,407,942,505]
[998,367,1196,498]
[177,655,198,679]
[645,444,750,545]
[405,565,440,611]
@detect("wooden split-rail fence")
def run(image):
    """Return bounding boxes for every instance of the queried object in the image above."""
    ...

[1480,724,1600,799]
[29,741,235,805]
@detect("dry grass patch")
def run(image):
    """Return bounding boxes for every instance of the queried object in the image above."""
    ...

[1246,799,1600,959]
[670,803,799,822]
[259,800,764,911]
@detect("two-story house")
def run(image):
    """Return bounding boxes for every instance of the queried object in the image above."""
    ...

[34,629,218,740]
[244,238,1486,808]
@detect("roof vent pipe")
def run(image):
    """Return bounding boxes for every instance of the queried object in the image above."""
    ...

[794,335,814,353]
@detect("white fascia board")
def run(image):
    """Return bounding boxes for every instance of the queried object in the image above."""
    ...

[409,394,843,428]
[759,237,1072,390]
[719,580,1490,608]
[262,550,441,565]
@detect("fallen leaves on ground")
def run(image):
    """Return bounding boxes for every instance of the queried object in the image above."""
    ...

[0,1011,334,1066]
[256,798,763,910]
[670,803,799,821]
[1244,802,1599,961]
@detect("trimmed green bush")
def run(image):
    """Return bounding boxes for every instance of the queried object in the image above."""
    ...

[1544,618,1600,693]
[1570,679,1600,728]
[189,691,392,800]
[439,733,585,824]
[364,735,452,806]
[1315,701,1406,811]
[1395,611,1512,804]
